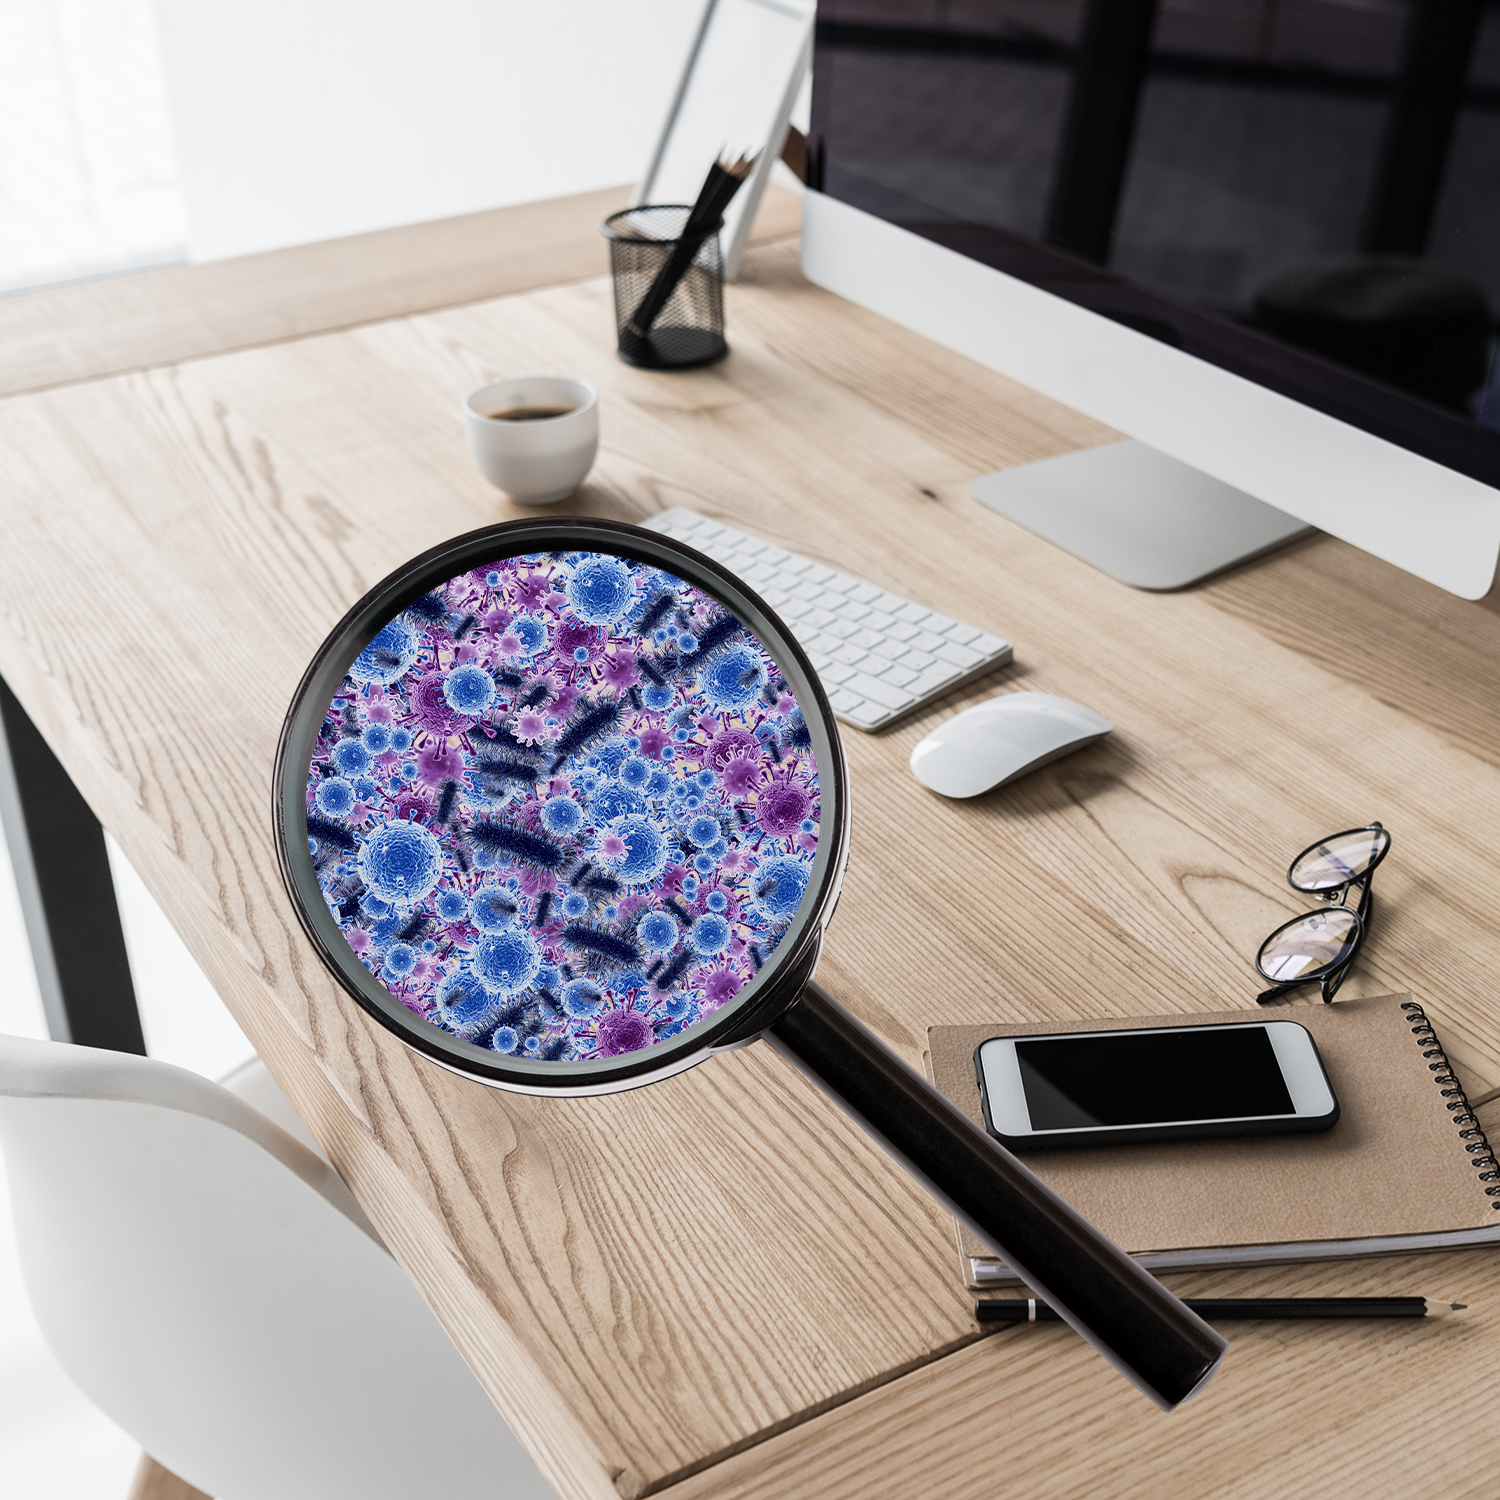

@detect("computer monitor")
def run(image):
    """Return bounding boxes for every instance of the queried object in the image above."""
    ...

[800,1,1500,599]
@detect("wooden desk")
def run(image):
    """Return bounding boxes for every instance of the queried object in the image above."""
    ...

[3,186,1500,1499]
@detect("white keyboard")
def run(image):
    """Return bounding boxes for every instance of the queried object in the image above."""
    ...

[644,508,1013,732]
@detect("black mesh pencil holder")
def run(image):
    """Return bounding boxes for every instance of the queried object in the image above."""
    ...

[602,205,727,370]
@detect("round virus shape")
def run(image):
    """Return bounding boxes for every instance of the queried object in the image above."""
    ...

[592,783,646,823]
[563,980,603,1019]
[472,929,542,995]
[642,681,674,712]
[597,814,669,886]
[596,1007,653,1057]
[411,672,455,734]
[436,972,495,1037]
[707,727,759,770]
[620,756,650,791]
[751,855,810,923]
[332,740,372,777]
[348,620,418,686]
[443,663,496,717]
[434,889,468,923]
[638,910,677,954]
[705,890,728,914]
[699,645,766,713]
[359,820,443,907]
[511,614,548,657]
[561,891,589,919]
[315,778,355,818]
[382,943,417,981]
[469,885,516,933]
[687,815,720,847]
[566,556,635,625]
[361,723,393,755]
[690,913,731,956]
[756,778,813,839]
[491,1026,519,1054]
[540,795,583,836]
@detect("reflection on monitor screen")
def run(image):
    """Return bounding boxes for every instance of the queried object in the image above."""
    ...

[304,552,821,1063]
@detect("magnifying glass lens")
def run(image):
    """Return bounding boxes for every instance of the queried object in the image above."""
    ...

[304,549,822,1064]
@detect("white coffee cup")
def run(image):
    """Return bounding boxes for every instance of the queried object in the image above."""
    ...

[463,376,599,504]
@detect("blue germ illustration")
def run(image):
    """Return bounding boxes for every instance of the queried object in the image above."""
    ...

[305,549,821,1063]
[472,929,542,995]
[566,555,634,625]
[359,820,444,906]
[349,620,418,685]
[443,663,496,716]
[315,778,355,818]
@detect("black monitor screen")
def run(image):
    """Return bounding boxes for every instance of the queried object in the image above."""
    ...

[811,0,1500,487]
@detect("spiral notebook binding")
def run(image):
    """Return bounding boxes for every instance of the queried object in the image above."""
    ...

[1401,1001,1500,1208]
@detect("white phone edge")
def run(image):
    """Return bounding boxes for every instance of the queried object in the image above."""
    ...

[976,1020,1337,1141]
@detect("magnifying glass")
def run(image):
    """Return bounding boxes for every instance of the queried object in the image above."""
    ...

[274,516,1224,1411]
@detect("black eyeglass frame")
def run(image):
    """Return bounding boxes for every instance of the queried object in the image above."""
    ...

[1254,822,1391,1005]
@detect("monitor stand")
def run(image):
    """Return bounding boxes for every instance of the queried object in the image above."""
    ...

[971,440,1311,591]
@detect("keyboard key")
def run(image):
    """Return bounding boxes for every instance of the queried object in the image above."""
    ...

[832,643,871,668]
[896,601,930,625]
[842,702,888,729]
[944,623,982,646]
[900,647,936,671]
[845,672,910,710]
[821,662,857,684]
[911,630,945,652]
[884,621,920,643]
[882,664,917,689]
[912,666,959,697]
[975,631,1010,654]
[848,582,882,604]
[934,640,982,668]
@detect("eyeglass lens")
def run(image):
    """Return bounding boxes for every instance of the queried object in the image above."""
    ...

[1258,906,1361,984]
[1288,827,1388,891]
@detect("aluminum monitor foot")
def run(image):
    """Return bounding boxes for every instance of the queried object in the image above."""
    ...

[972,440,1312,591]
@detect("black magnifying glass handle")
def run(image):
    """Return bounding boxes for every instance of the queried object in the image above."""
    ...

[765,982,1226,1411]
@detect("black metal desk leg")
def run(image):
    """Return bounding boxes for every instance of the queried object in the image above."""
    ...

[0,677,144,1053]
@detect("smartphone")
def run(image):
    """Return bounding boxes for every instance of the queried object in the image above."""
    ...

[975,1020,1339,1150]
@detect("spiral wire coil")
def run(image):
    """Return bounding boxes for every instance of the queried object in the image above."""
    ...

[1402,1001,1500,1207]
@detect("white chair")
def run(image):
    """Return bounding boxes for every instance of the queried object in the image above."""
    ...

[0,1033,555,1500]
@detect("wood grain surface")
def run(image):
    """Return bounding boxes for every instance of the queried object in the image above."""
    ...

[3,227,1500,1499]
[125,1454,210,1500]
[0,184,803,400]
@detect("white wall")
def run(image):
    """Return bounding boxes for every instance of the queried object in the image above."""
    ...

[154,0,708,261]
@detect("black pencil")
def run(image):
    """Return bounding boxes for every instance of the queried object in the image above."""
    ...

[976,1296,1467,1323]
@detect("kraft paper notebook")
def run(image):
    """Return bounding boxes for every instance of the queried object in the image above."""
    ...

[924,995,1500,1288]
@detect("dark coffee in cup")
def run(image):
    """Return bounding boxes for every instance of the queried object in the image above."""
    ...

[487,405,575,422]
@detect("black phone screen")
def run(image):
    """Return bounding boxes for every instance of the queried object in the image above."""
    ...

[1016,1028,1295,1130]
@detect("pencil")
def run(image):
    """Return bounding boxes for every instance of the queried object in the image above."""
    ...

[976,1296,1467,1323]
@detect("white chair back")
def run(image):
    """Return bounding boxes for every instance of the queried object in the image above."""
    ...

[0,1034,554,1500]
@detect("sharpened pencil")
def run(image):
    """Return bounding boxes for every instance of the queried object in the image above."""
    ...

[976,1296,1468,1323]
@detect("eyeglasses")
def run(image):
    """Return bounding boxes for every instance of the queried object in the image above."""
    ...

[1255,823,1391,1005]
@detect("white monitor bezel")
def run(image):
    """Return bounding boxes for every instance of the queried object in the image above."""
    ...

[801,188,1500,600]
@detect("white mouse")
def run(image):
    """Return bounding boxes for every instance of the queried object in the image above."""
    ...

[909,691,1113,798]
